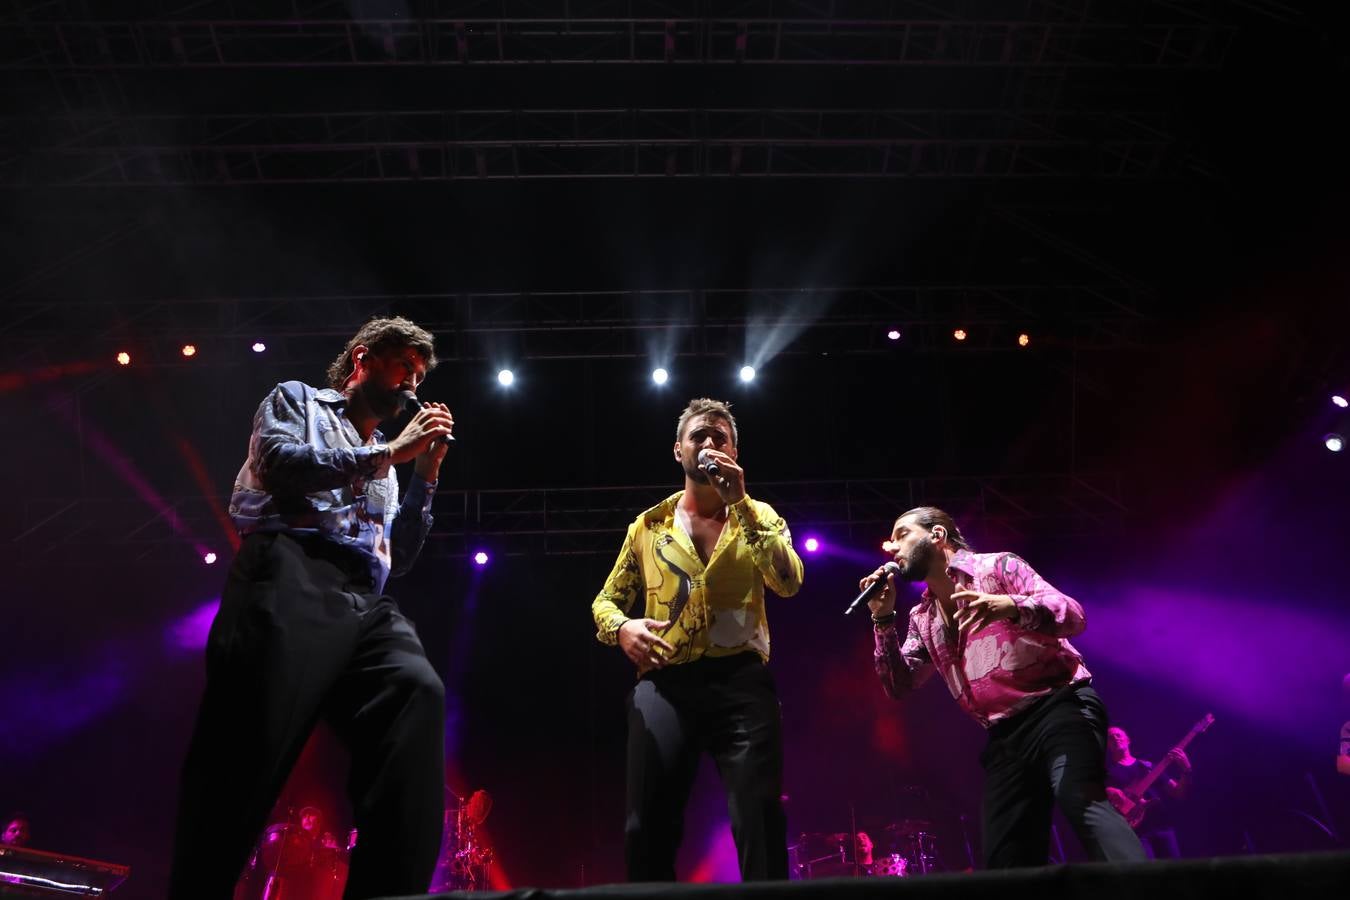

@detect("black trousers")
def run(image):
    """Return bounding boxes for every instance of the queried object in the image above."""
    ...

[624,652,788,882]
[980,683,1146,868]
[169,532,446,900]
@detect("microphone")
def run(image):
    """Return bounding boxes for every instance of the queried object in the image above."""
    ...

[845,561,902,615]
[696,448,720,477]
[399,390,455,443]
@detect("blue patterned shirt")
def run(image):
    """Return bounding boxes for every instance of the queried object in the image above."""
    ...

[228,380,436,593]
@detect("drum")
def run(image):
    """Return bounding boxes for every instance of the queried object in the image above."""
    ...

[870,853,908,877]
[258,824,313,876]
[311,847,349,900]
[790,832,848,878]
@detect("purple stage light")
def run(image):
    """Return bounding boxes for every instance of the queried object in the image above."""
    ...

[1333,394,1348,408]
[473,551,490,566]
[170,599,222,652]
[887,329,901,341]
[203,551,217,565]
[1325,433,1344,453]
[252,341,266,353]
[803,537,820,553]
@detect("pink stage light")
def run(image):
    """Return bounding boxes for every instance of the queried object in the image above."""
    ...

[473,551,490,566]
[203,551,217,565]
[1333,394,1348,409]
[803,537,820,553]
[887,329,901,341]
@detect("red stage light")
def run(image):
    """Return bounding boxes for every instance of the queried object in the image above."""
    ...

[116,352,131,366]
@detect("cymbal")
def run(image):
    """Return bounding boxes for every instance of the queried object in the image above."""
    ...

[466,788,493,825]
[883,819,934,836]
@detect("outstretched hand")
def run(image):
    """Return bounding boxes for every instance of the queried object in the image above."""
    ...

[952,592,1017,639]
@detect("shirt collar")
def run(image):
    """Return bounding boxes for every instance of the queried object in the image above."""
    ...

[918,548,978,607]
[946,548,978,578]
[315,388,384,443]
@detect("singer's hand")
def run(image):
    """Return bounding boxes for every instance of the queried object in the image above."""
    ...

[618,618,675,671]
[861,566,897,618]
[952,592,1017,639]
[388,403,454,466]
[413,402,454,480]
[699,449,746,504]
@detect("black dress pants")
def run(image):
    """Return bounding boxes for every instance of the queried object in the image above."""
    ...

[980,683,1146,868]
[624,652,788,882]
[169,532,446,900]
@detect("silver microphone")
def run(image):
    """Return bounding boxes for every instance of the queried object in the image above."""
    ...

[697,448,720,477]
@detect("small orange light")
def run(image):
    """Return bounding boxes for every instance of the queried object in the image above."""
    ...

[953,329,967,341]
[116,352,131,366]
[1018,333,1030,347]
[181,344,197,358]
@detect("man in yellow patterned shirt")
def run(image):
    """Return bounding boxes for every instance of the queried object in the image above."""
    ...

[592,398,804,882]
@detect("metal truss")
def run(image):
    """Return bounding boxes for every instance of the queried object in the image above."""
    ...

[10,471,1128,566]
[1,1,1236,70]
[6,285,1154,368]
[1,106,1185,185]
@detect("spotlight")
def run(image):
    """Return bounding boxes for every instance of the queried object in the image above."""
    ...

[252,342,267,353]
[203,551,218,565]
[652,367,669,385]
[1017,333,1031,347]
[1333,394,1348,409]
[953,329,968,342]
[497,369,514,387]
[1326,434,1345,453]
[803,537,820,553]
[473,550,490,566]
[181,344,197,358]
[115,351,131,366]
[739,365,756,383]
[887,330,901,341]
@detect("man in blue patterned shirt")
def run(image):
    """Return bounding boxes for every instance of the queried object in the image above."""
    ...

[170,317,455,900]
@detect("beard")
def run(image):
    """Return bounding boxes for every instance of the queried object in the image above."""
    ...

[897,535,937,581]
[681,454,713,485]
[355,380,402,421]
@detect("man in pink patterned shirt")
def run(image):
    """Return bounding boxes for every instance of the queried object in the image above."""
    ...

[861,506,1144,868]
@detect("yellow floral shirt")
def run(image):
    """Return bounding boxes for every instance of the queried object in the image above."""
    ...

[591,491,804,671]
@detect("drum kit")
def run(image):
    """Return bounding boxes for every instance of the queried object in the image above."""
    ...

[788,818,942,879]
[234,813,355,900]
[429,788,495,892]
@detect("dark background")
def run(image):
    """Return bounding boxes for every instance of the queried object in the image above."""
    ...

[3,2,1349,896]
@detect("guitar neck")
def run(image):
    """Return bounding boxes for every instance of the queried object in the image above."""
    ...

[1133,716,1210,795]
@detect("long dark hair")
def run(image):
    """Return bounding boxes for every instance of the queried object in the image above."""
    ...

[897,506,973,551]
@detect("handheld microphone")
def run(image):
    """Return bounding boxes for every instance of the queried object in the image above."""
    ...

[696,448,720,477]
[399,390,455,444]
[845,561,902,615]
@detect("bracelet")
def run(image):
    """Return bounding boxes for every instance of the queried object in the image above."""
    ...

[871,612,897,626]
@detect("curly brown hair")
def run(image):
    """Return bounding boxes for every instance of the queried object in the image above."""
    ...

[675,397,739,447]
[325,316,438,390]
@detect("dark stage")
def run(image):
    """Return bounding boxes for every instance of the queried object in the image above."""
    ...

[3,3,1350,899]
[381,853,1350,900]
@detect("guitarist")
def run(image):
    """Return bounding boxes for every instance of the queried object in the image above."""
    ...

[1105,726,1192,858]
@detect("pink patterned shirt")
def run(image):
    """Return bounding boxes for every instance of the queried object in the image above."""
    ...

[873,549,1091,728]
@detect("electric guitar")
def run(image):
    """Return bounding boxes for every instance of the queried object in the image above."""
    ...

[1106,712,1214,829]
